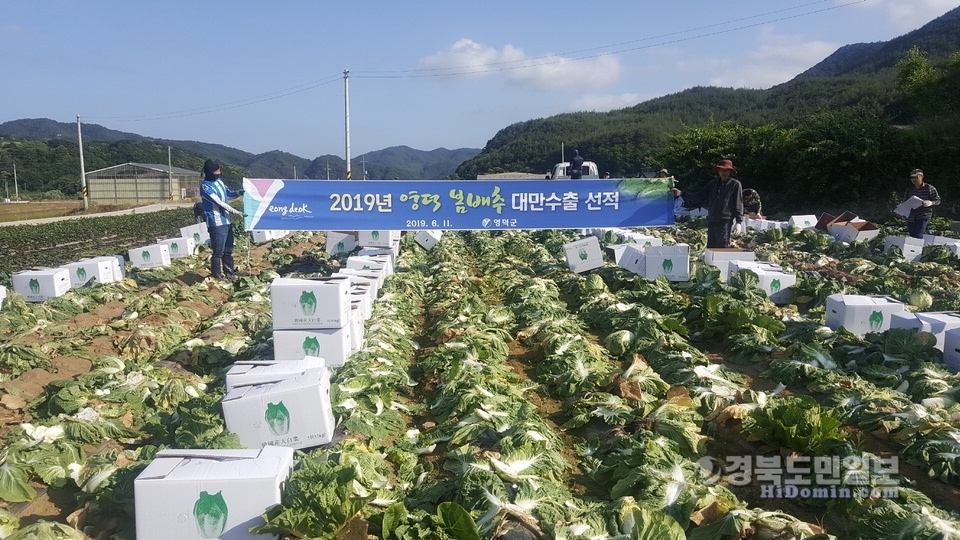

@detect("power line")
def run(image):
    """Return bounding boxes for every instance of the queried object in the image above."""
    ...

[84,0,865,120]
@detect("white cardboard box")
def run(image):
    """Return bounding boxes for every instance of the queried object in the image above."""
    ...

[222,368,336,450]
[890,311,960,352]
[79,256,125,281]
[825,294,906,335]
[358,230,401,248]
[788,215,818,229]
[941,328,960,372]
[336,268,384,290]
[730,260,797,304]
[358,246,397,266]
[884,236,925,262]
[273,328,352,365]
[622,233,663,248]
[895,196,923,217]
[271,276,351,330]
[346,254,393,276]
[563,236,605,273]
[0,285,6,309]
[704,248,756,281]
[414,230,443,251]
[225,358,328,391]
[62,258,116,288]
[644,244,690,281]
[129,244,172,269]
[158,236,197,259]
[12,268,71,302]
[836,221,880,243]
[617,244,646,275]
[134,446,294,540]
[325,231,357,255]
[349,304,365,353]
[179,222,210,246]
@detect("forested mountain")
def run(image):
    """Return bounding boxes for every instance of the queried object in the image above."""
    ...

[0,118,480,195]
[453,6,960,216]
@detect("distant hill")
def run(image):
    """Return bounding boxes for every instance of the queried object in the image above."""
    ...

[797,7,960,77]
[455,5,960,179]
[0,118,479,180]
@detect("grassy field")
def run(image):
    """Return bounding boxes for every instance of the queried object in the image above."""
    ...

[0,201,144,223]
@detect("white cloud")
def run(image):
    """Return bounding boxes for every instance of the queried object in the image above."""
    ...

[704,26,839,89]
[418,39,620,92]
[572,93,643,112]
[851,0,957,32]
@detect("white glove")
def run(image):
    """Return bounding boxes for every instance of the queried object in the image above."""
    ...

[922,200,933,207]
[732,222,742,236]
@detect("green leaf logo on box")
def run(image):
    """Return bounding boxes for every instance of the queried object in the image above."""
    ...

[29,278,40,294]
[371,230,380,240]
[868,310,883,332]
[299,290,317,316]
[578,248,588,261]
[193,232,201,243]
[76,267,87,281]
[170,242,179,254]
[336,241,345,252]
[265,401,291,435]
[193,490,228,538]
[303,336,321,357]
[141,250,151,261]
[644,241,652,247]
[662,259,674,273]
[770,278,781,294]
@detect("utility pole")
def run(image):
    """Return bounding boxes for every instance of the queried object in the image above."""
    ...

[167,146,173,200]
[326,161,331,180]
[360,156,367,180]
[77,115,89,210]
[13,160,18,201]
[344,69,352,181]
[293,166,297,180]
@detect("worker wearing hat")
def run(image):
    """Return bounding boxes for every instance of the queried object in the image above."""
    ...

[671,159,744,248]
[200,159,244,280]
[902,168,940,239]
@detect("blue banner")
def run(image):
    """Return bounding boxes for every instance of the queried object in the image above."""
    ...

[243,178,674,231]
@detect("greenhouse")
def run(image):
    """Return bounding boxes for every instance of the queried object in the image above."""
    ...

[85,162,201,204]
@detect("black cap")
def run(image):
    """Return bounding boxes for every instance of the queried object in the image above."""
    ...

[202,159,221,179]
[910,168,923,177]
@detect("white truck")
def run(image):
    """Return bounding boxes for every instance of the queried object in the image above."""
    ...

[551,161,599,179]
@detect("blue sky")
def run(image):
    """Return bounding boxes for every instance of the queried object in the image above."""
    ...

[1,0,957,160]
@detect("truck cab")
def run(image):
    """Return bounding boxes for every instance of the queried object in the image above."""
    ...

[552,161,599,179]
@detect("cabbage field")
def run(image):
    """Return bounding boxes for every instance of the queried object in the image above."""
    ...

[1,214,960,540]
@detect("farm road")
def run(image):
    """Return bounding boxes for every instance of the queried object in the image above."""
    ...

[0,202,195,227]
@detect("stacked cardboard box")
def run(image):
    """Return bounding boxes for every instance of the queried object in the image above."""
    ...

[222,367,337,450]
[271,275,353,365]
[0,285,6,309]
[134,446,294,540]
[249,230,289,243]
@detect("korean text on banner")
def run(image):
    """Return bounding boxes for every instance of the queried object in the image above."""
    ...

[243,178,675,231]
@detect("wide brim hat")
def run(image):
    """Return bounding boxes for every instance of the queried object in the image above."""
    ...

[712,159,737,174]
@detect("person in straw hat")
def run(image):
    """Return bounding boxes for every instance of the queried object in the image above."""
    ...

[671,159,744,248]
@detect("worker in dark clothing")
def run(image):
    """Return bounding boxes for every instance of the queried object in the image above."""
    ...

[902,168,941,239]
[570,149,584,180]
[671,159,744,248]
[743,189,763,219]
